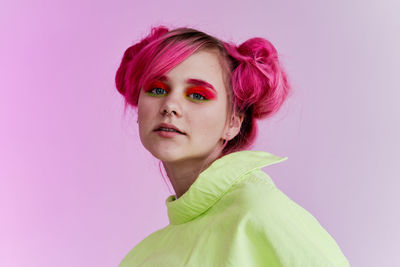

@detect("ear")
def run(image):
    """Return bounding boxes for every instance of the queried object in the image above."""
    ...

[223,112,245,141]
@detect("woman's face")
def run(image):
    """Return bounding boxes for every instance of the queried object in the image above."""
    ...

[137,49,230,163]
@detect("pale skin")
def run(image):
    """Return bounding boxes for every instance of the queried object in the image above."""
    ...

[137,49,244,199]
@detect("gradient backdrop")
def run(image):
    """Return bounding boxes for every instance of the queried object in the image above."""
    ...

[1,0,399,266]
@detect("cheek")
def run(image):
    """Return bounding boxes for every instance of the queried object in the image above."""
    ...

[137,96,154,131]
[137,91,156,116]
[191,105,227,140]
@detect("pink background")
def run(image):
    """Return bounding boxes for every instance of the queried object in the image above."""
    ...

[1,0,399,266]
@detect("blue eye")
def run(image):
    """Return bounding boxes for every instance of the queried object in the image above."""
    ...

[188,93,206,101]
[146,87,168,96]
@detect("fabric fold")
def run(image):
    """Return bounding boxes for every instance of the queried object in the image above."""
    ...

[166,150,288,225]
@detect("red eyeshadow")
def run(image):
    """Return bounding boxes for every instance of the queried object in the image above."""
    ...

[186,86,216,100]
[145,80,169,92]
[186,79,217,94]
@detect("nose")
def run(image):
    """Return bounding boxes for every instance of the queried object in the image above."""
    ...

[159,92,182,118]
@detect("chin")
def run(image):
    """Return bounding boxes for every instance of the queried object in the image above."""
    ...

[147,146,186,162]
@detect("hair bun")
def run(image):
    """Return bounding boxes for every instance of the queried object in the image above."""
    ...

[115,26,169,96]
[226,37,290,120]
[237,37,277,65]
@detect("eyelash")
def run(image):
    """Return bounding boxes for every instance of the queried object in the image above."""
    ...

[145,84,211,102]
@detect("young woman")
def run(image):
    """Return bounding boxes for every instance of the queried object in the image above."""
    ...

[115,25,350,266]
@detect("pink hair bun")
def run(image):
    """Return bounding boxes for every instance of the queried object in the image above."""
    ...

[224,37,290,120]
[115,26,169,97]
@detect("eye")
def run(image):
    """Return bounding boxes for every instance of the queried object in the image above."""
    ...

[148,87,167,96]
[186,86,215,102]
[145,81,169,96]
[188,92,206,101]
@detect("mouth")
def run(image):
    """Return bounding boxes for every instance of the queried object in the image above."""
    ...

[154,123,186,135]
[154,127,186,135]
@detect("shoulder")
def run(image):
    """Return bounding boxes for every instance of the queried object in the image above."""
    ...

[225,169,321,225]
[222,169,350,266]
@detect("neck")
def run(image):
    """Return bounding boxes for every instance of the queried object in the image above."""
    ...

[162,148,223,199]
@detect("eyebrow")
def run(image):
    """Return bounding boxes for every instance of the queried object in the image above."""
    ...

[159,75,217,93]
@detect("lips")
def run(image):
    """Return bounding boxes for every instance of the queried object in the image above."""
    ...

[154,123,185,135]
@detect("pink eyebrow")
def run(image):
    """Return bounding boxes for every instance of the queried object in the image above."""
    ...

[159,75,217,93]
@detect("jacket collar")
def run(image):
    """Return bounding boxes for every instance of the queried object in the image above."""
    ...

[165,150,288,225]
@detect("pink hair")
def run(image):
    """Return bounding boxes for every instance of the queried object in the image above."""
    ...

[115,25,291,156]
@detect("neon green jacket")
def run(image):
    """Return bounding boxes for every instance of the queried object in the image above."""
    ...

[120,150,350,266]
